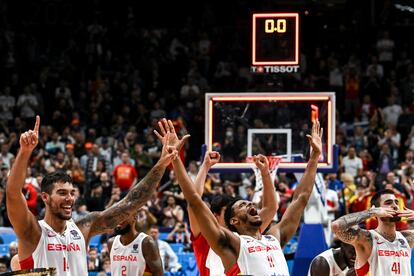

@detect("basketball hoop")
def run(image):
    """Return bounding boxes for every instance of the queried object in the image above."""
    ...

[245,156,281,191]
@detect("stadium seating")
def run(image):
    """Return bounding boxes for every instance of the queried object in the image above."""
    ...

[0,244,10,257]
[0,233,17,244]
[89,234,103,251]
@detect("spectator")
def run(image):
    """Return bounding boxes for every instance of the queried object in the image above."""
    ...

[45,132,65,155]
[149,225,182,273]
[162,195,184,228]
[0,143,14,169]
[136,205,157,234]
[112,152,138,194]
[382,95,403,127]
[166,222,191,244]
[0,260,7,273]
[341,146,363,178]
[87,247,101,272]
[0,86,15,124]
[16,85,38,120]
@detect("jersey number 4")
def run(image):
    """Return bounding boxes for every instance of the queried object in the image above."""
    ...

[391,262,400,274]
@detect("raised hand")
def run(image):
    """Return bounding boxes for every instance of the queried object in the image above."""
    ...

[154,118,190,150]
[157,133,179,168]
[370,206,398,218]
[253,154,269,173]
[397,207,414,220]
[306,119,323,156]
[19,115,40,153]
[203,151,221,169]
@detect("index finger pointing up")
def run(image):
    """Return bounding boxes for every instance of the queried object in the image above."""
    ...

[33,115,40,134]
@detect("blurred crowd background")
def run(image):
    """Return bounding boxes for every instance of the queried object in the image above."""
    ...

[1,0,414,274]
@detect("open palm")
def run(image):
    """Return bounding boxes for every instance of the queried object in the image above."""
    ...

[306,120,323,155]
[154,118,190,150]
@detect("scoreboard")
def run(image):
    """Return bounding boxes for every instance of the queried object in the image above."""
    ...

[251,13,299,73]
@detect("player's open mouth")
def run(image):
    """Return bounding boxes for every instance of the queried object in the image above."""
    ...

[248,207,258,216]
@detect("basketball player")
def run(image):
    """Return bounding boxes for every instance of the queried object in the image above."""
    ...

[157,118,322,275]
[308,241,356,276]
[332,189,414,275]
[154,119,278,276]
[6,116,179,275]
[108,214,163,276]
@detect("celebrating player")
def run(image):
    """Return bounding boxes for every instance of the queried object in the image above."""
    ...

[308,241,356,276]
[154,118,279,276]
[156,118,322,275]
[6,116,178,275]
[108,213,163,276]
[332,189,414,275]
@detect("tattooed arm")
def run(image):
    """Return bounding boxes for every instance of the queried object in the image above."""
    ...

[400,231,414,248]
[76,135,178,244]
[331,207,397,263]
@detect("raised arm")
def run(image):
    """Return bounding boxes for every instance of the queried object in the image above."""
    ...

[142,236,164,276]
[188,151,220,236]
[156,119,239,270]
[6,116,41,258]
[331,207,396,261]
[268,120,322,247]
[254,154,278,231]
[76,134,178,243]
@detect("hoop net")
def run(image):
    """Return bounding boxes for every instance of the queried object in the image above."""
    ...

[245,156,281,191]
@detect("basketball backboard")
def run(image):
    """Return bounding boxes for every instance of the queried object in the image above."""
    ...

[204,92,337,172]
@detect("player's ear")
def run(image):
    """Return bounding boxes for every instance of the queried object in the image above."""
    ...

[41,192,50,203]
[230,217,239,227]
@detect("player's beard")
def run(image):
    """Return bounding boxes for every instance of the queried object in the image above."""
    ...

[115,224,131,235]
[47,198,72,220]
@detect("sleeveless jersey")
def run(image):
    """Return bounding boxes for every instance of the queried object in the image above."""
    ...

[20,219,88,275]
[356,230,411,276]
[307,248,349,276]
[110,232,151,276]
[226,234,289,276]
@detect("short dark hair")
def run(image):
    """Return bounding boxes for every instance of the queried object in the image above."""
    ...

[370,189,395,207]
[41,171,72,194]
[224,198,242,232]
[210,194,233,215]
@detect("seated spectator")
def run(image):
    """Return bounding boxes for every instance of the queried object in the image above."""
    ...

[166,222,191,244]
[0,260,7,273]
[149,225,182,273]
[87,247,101,272]
[136,205,157,234]
[162,195,184,228]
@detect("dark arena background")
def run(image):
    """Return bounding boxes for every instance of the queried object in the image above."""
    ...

[1,0,414,275]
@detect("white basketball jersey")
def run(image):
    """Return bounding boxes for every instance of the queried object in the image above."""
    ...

[30,220,88,275]
[355,230,411,276]
[205,247,225,276]
[110,232,148,276]
[231,234,290,276]
[307,248,349,276]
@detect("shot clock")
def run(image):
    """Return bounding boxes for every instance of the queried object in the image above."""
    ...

[251,13,299,73]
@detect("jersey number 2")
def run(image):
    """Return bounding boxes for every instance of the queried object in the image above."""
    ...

[122,265,127,276]
[392,262,400,274]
